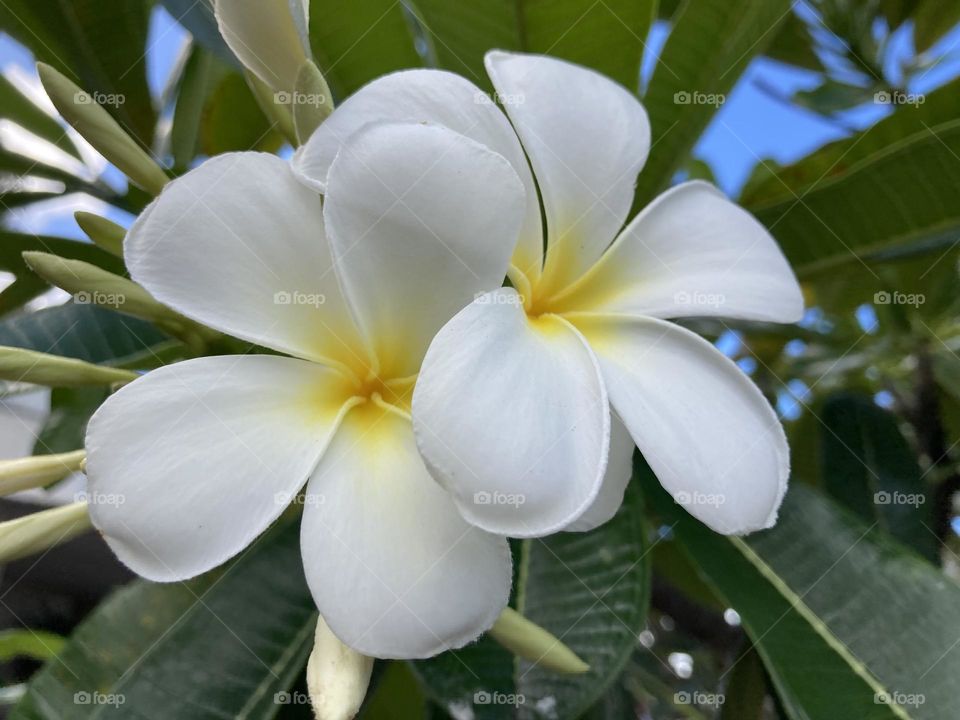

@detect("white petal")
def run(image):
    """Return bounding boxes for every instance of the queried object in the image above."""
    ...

[564,414,634,532]
[554,182,804,323]
[576,315,789,535]
[413,288,610,537]
[323,122,526,377]
[126,153,364,368]
[214,0,310,92]
[301,403,511,659]
[292,69,544,281]
[485,51,650,293]
[85,355,353,581]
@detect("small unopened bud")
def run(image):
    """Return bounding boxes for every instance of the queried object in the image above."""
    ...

[0,450,85,496]
[0,345,137,387]
[0,501,91,563]
[489,607,589,674]
[306,616,373,720]
[36,63,169,196]
[75,212,125,257]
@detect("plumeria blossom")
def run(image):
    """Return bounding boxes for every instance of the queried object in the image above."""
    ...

[294,51,803,537]
[85,121,530,658]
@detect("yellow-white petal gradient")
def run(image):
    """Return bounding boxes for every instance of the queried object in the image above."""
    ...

[485,51,650,293]
[292,69,544,281]
[214,0,310,92]
[322,122,526,378]
[85,355,354,581]
[413,288,610,537]
[552,182,804,323]
[300,403,511,659]
[564,414,634,532]
[575,315,789,535]
[125,153,364,369]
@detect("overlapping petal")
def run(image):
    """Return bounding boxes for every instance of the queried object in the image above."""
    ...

[292,69,544,280]
[301,403,511,658]
[574,315,789,534]
[564,415,634,532]
[552,182,804,322]
[485,51,651,293]
[125,153,364,368]
[322,122,526,377]
[85,355,354,581]
[413,288,610,537]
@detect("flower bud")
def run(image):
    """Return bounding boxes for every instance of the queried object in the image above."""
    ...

[489,607,590,674]
[293,60,334,145]
[306,616,373,720]
[0,501,91,563]
[75,212,125,257]
[0,346,137,387]
[36,63,169,196]
[0,450,85,496]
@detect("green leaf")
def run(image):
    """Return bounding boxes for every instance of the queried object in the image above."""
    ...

[790,79,877,115]
[913,0,960,52]
[11,520,316,719]
[32,386,108,455]
[0,73,80,160]
[200,71,285,156]
[309,0,424,100]
[0,630,65,663]
[751,119,960,278]
[633,0,794,207]
[160,0,237,65]
[0,0,157,144]
[764,9,823,71]
[720,645,767,720]
[409,0,656,93]
[414,478,650,720]
[742,76,960,207]
[649,476,960,720]
[0,303,171,368]
[819,393,937,561]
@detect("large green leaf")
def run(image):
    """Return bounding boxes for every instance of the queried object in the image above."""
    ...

[633,0,794,207]
[0,0,157,144]
[0,73,80,160]
[649,477,960,720]
[414,478,650,720]
[820,393,937,561]
[0,303,171,367]
[309,0,424,100]
[409,0,655,92]
[742,77,960,207]
[11,520,316,719]
[751,120,960,278]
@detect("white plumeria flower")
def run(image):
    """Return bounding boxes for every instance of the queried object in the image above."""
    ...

[294,51,804,537]
[85,121,530,658]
